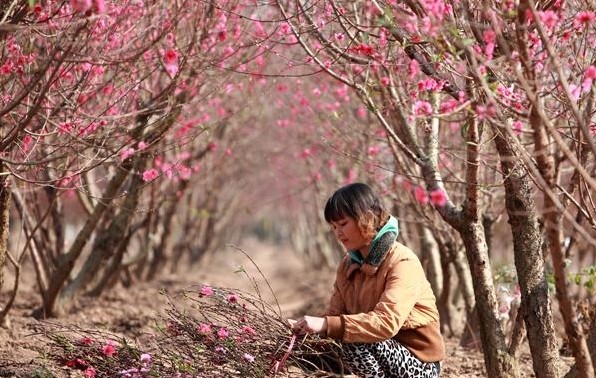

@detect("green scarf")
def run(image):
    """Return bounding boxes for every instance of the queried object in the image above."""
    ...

[349,215,399,267]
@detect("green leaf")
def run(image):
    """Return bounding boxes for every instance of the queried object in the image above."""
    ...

[461,38,476,47]
[28,0,37,7]
[574,274,582,286]
[377,11,395,28]
[460,120,470,139]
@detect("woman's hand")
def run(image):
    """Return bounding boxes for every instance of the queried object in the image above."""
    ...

[288,316,327,335]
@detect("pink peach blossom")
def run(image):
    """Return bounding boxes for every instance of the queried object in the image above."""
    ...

[120,147,135,161]
[538,11,559,29]
[409,59,420,78]
[413,101,432,116]
[243,353,255,363]
[164,49,178,65]
[93,0,106,13]
[71,0,92,13]
[240,325,257,336]
[574,11,595,29]
[200,285,213,296]
[198,323,212,334]
[429,189,448,207]
[83,367,96,378]
[217,327,229,339]
[414,186,429,205]
[101,342,116,357]
[142,169,159,182]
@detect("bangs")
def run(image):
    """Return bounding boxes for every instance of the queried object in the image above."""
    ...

[324,190,356,223]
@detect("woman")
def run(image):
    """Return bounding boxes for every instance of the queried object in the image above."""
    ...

[290,183,445,377]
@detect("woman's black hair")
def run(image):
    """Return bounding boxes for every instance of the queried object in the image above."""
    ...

[324,183,388,234]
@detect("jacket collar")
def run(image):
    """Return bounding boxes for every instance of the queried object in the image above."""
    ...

[346,216,399,278]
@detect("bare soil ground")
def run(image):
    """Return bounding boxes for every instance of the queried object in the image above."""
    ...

[0,239,574,377]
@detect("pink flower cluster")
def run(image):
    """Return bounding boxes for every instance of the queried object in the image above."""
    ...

[163,49,179,76]
[65,357,95,377]
[413,101,432,116]
[349,43,375,56]
[70,0,106,14]
[63,337,120,377]
[413,187,448,207]
[102,341,117,357]
[200,285,214,296]
[119,353,153,378]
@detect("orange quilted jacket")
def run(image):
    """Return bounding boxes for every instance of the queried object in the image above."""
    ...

[324,241,445,362]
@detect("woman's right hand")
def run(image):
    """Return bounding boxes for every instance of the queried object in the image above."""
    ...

[288,316,327,335]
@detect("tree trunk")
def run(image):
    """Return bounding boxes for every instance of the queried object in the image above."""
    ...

[586,314,596,371]
[449,242,475,318]
[146,180,189,280]
[41,167,65,260]
[564,309,596,378]
[436,254,455,337]
[87,227,136,296]
[528,100,594,377]
[0,164,11,327]
[43,163,131,317]
[11,188,50,296]
[459,224,519,377]
[495,132,561,378]
[171,192,195,273]
[60,162,143,301]
[416,114,516,377]
[510,3,581,374]
[418,225,442,295]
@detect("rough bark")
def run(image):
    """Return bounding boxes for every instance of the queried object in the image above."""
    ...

[60,161,143,301]
[417,224,443,295]
[42,163,131,317]
[41,166,65,260]
[170,194,195,273]
[87,226,136,296]
[509,2,586,373]
[436,253,455,337]
[0,164,11,327]
[529,100,594,377]
[416,113,516,376]
[564,310,596,378]
[546,187,594,377]
[494,132,561,377]
[509,303,526,358]
[11,188,50,296]
[459,224,519,377]
[450,243,475,318]
[146,180,189,280]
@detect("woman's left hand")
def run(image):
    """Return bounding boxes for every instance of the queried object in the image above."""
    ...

[290,315,327,335]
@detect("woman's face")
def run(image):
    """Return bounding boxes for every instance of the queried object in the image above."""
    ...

[330,216,368,252]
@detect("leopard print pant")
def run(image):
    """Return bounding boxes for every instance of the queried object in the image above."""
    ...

[341,339,440,378]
